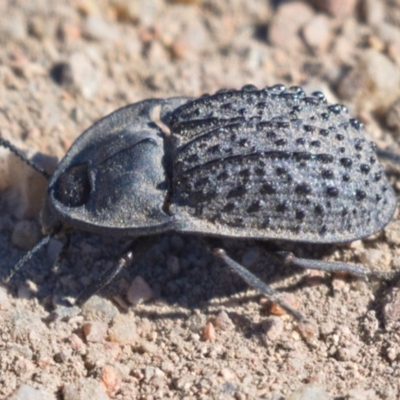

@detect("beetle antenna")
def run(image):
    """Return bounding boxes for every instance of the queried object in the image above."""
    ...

[0,137,51,179]
[3,235,51,283]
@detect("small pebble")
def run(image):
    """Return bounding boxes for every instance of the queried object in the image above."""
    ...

[68,51,103,99]
[347,388,378,400]
[63,378,110,400]
[100,365,121,397]
[268,1,314,53]
[83,15,119,42]
[298,319,319,342]
[83,321,108,342]
[108,313,138,345]
[385,219,400,246]
[213,311,234,331]
[311,0,357,18]
[338,49,400,113]
[127,275,154,305]
[285,384,331,400]
[186,312,207,333]
[203,322,216,342]
[8,384,47,400]
[302,14,332,53]
[383,287,400,328]
[262,317,284,341]
[69,334,86,353]
[81,296,118,323]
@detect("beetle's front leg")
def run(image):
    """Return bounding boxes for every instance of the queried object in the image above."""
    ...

[75,235,158,306]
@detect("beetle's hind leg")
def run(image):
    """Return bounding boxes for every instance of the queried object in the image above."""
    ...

[213,247,399,325]
[213,248,308,323]
[275,251,398,280]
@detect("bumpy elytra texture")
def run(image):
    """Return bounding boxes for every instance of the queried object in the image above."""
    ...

[42,85,397,244]
[168,85,397,243]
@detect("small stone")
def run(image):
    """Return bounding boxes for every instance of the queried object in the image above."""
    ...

[50,62,74,87]
[298,319,318,342]
[81,296,118,323]
[302,14,332,53]
[2,12,27,40]
[285,384,331,400]
[83,15,119,42]
[360,245,392,271]
[262,317,284,341]
[54,351,67,364]
[186,312,207,333]
[310,0,357,18]
[362,0,385,26]
[63,378,110,400]
[100,365,121,397]
[268,1,314,53]
[8,384,47,400]
[69,334,86,353]
[127,276,154,305]
[110,0,159,25]
[203,322,216,342]
[383,287,400,329]
[108,313,138,345]
[337,49,400,114]
[83,321,108,342]
[11,219,40,250]
[68,51,104,99]
[213,311,234,331]
[219,367,236,381]
[347,388,377,400]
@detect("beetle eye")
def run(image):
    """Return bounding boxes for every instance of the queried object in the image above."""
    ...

[54,164,91,207]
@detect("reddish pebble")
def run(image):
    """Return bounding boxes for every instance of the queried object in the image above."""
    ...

[203,322,216,342]
[100,365,121,397]
[298,319,319,342]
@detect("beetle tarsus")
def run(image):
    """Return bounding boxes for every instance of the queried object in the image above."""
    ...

[278,251,398,281]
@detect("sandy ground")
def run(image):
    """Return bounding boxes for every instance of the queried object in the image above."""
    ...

[1,1,400,399]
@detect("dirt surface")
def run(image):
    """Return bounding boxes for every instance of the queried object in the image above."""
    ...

[1,1,400,399]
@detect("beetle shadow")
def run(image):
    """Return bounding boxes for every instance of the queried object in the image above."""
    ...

[0,226,374,336]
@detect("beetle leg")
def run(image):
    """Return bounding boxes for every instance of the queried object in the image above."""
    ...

[75,236,158,306]
[3,235,51,282]
[213,248,308,323]
[276,251,398,281]
[75,251,134,306]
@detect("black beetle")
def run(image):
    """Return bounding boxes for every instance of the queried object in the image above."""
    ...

[1,85,398,323]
